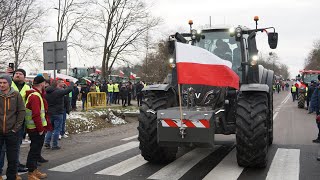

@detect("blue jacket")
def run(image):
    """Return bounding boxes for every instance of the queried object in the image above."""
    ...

[311,87,320,114]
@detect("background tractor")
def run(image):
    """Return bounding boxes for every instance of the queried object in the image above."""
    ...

[138,17,278,168]
[297,70,320,108]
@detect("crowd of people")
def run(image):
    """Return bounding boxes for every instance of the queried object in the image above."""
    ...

[0,67,148,179]
[79,80,146,110]
[0,68,76,180]
[289,75,320,161]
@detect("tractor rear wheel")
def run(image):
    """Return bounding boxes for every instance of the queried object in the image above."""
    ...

[137,91,178,163]
[236,92,268,168]
[298,93,305,108]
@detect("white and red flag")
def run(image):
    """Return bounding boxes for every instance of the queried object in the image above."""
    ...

[119,70,124,78]
[175,42,239,89]
[130,72,136,80]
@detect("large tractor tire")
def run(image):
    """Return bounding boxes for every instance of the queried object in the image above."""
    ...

[236,92,269,168]
[268,92,273,145]
[137,91,178,163]
[298,93,305,109]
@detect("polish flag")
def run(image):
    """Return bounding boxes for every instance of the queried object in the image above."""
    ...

[130,72,136,80]
[175,42,239,89]
[119,70,124,78]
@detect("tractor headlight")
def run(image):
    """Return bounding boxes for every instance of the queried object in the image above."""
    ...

[229,27,235,36]
[197,29,202,34]
[169,58,174,63]
[251,55,258,66]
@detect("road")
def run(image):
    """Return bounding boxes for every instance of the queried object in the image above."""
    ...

[13,90,320,180]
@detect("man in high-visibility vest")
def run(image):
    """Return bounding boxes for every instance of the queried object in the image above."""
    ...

[291,85,297,101]
[113,82,120,104]
[107,81,114,105]
[25,75,52,180]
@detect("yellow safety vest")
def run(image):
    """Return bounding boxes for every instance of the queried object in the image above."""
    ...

[305,87,308,96]
[11,82,30,104]
[291,86,297,93]
[25,92,47,129]
[114,84,119,92]
[96,86,100,92]
[107,84,114,92]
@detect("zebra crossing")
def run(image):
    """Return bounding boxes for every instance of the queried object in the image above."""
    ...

[46,136,304,180]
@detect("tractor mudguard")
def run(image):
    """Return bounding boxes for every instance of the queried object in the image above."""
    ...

[240,84,269,93]
[142,84,172,91]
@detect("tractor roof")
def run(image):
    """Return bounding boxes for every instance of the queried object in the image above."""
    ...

[299,70,320,74]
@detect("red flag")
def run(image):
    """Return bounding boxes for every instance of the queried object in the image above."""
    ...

[175,42,239,89]
[119,70,124,78]
[130,72,136,80]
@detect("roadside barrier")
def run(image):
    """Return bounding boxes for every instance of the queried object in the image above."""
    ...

[86,92,107,111]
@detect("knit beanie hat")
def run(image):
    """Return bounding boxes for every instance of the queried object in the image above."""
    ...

[33,75,45,85]
[0,74,12,86]
[14,69,26,77]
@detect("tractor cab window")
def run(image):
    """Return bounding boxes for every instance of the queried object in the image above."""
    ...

[303,74,318,83]
[194,30,241,76]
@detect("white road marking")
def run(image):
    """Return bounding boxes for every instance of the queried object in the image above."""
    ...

[202,148,243,180]
[148,147,219,180]
[273,112,279,121]
[266,148,300,180]
[121,135,138,141]
[96,154,147,176]
[49,141,139,172]
[281,93,291,105]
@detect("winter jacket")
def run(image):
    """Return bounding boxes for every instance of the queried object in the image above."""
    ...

[72,86,79,101]
[45,82,74,115]
[0,88,26,134]
[25,88,52,133]
[136,83,144,95]
[80,86,89,99]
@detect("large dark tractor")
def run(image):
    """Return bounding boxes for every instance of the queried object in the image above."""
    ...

[297,70,320,108]
[137,17,278,168]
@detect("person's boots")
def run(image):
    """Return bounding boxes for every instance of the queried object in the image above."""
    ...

[32,169,47,179]
[16,174,22,180]
[28,172,40,180]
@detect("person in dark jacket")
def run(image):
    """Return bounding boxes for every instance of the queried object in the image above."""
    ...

[71,83,79,110]
[120,83,128,107]
[44,79,73,150]
[60,91,71,139]
[127,81,133,106]
[136,81,144,106]
[0,74,25,180]
[80,84,89,111]
[307,81,316,113]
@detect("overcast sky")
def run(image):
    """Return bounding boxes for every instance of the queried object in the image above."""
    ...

[148,0,320,78]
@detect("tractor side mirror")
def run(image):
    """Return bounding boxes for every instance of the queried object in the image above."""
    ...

[268,32,278,49]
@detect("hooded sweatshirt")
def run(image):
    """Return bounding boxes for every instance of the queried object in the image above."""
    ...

[25,88,52,133]
[0,87,26,134]
[45,82,74,115]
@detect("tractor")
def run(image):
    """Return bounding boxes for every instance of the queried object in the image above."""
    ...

[297,70,320,108]
[137,17,278,168]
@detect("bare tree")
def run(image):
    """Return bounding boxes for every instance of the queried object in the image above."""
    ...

[304,39,320,70]
[87,0,161,79]
[8,0,43,69]
[0,0,15,52]
[55,0,90,42]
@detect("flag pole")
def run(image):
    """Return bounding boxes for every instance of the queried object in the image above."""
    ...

[177,84,184,132]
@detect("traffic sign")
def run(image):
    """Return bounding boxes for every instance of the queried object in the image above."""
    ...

[43,41,67,70]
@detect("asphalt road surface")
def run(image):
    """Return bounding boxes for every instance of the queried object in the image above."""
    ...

[12,90,320,180]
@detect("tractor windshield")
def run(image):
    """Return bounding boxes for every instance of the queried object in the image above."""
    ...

[194,30,241,76]
[303,74,318,83]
